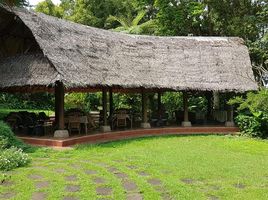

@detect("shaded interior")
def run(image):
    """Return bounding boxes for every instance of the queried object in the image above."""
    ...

[0,7,42,58]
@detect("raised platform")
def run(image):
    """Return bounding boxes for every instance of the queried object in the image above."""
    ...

[18,126,239,147]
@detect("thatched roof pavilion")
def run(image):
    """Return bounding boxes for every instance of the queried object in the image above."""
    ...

[0,6,258,137]
[0,6,257,93]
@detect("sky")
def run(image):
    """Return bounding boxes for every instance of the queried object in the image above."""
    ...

[28,0,61,6]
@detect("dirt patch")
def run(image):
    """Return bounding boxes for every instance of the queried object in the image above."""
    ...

[107,167,118,173]
[96,186,113,196]
[0,180,14,187]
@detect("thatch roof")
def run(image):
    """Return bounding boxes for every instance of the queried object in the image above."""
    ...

[0,6,258,93]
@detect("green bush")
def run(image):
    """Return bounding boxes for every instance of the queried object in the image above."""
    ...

[0,147,30,171]
[236,112,268,138]
[0,121,29,150]
[0,121,31,171]
[230,89,268,139]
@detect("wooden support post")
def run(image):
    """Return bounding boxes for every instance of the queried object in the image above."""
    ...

[225,105,235,127]
[182,91,192,127]
[54,81,69,138]
[109,88,113,129]
[157,92,161,114]
[206,91,213,120]
[141,91,150,128]
[101,89,111,132]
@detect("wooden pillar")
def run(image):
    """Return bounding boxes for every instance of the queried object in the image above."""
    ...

[157,92,162,117]
[206,91,213,120]
[102,89,108,126]
[54,81,69,137]
[182,91,192,127]
[141,90,150,128]
[213,91,220,110]
[225,104,235,127]
[101,89,111,132]
[109,88,113,129]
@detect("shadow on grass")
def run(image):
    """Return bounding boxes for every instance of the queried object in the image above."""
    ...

[75,133,231,150]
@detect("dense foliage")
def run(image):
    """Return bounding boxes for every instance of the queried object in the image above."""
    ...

[0,121,31,172]
[229,89,268,138]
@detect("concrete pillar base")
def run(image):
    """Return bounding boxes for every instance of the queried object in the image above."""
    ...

[100,126,111,132]
[182,121,192,127]
[225,121,235,127]
[140,122,151,129]
[54,130,69,138]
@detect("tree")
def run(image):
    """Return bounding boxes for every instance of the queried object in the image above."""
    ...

[35,0,63,18]
[106,10,157,34]
[0,0,28,7]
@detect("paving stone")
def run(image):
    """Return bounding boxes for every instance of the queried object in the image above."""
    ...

[147,178,162,186]
[180,178,195,184]
[137,171,149,177]
[96,186,113,196]
[55,168,66,173]
[207,194,220,200]
[65,175,78,181]
[0,192,16,199]
[63,196,79,200]
[28,174,43,180]
[36,181,50,189]
[107,167,118,173]
[126,193,143,200]
[93,177,106,184]
[0,180,14,187]
[210,185,221,191]
[65,185,80,192]
[32,192,47,200]
[127,165,137,170]
[234,183,246,189]
[85,169,97,175]
[114,172,128,179]
[122,180,138,191]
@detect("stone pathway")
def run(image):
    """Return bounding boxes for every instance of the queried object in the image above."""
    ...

[0,192,16,199]
[65,175,78,182]
[65,185,80,192]
[96,186,113,196]
[35,181,50,189]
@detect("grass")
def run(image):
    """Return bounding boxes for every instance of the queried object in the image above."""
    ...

[1,135,268,199]
[0,108,54,120]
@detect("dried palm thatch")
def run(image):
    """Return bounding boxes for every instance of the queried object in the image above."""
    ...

[0,6,258,93]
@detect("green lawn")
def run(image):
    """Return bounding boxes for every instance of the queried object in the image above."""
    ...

[0,108,54,120]
[1,135,268,200]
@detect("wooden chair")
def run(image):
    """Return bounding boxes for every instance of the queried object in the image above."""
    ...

[68,116,81,135]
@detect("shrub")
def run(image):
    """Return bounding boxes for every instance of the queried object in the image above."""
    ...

[0,121,29,150]
[229,89,268,139]
[0,147,30,171]
[0,121,31,171]
[236,112,268,138]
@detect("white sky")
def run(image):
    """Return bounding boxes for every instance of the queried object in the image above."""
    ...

[28,0,61,6]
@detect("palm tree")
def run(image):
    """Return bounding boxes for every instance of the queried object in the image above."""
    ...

[106,10,157,35]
